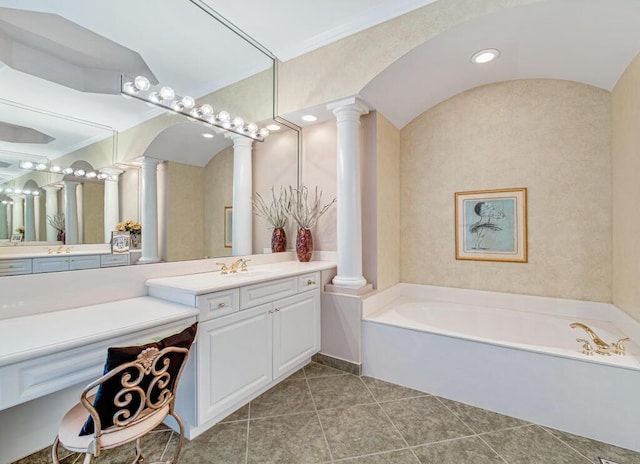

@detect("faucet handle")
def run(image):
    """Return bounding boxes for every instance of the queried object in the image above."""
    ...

[215,262,229,275]
[240,259,250,271]
[576,338,594,356]
[612,337,631,355]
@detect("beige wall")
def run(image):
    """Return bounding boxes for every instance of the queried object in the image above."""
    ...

[400,79,611,302]
[82,182,104,244]
[165,162,204,262]
[612,52,640,320]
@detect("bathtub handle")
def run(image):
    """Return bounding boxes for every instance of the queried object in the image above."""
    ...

[612,337,630,355]
[576,338,593,356]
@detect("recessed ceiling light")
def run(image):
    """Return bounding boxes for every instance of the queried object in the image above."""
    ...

[266,124,281,131]
[301,114,318,122]
[471,48,500,64]
[201,133,214,139]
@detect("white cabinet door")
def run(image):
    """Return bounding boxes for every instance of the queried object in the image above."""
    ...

[272,291,320,379]
[197,303,272,423]
[32,257,69,273]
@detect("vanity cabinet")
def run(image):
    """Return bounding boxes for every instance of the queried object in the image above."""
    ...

[0,258,32,276]
[0,253,129,276]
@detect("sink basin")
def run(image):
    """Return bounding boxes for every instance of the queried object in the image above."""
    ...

[222,270,275,278]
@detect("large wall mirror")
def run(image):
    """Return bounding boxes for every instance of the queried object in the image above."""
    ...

[0,0,299,269]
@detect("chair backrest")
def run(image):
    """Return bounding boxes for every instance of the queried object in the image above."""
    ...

[80,345,190,436]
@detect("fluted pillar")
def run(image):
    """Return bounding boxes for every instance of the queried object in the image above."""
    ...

[63,181,80,244]
[10,194,23,236]
[76,183,84,244]
[327,97,371,292]
[102,168,123,243]
[6,201,13,238]
[0,202,8,239]
[33,193,41,241]
[227,134,253,256]
[43,185,61,241]
[24,194,35,241]
[139,157,161,264]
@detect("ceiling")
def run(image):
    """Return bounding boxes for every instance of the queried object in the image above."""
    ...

[2,0,640,183]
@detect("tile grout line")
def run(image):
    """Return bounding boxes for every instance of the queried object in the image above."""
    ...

[357,376,422,464]
[433,395,511,464]
[538,425,596,463]
[304,364,336,463]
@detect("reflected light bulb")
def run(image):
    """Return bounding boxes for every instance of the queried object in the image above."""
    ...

[259,128,270,138]
[134,76,151,91]
[217,111,230,122]
[51,166,62,173]
[247,123,258,133]
[182,96,195,109]
[36,163,47,170]
[200,104,213,115]
[159,86,175,100]
[21,161,33,169]
[232,116,244,128]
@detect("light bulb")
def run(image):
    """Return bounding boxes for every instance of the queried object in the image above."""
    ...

[149,92,162,103]
[5,188,13,193]
[86,171,97,178]
[259,128,270,138]
[23,190,31,195]
[134,76,151,91]
[181,96,195,109]
[13,189,21,194]
[74,169,86,177]
[21,161,33,169]
[200,104,213,116]
[159,86,175,100]
[232,116,244,128]
[36,163,47,170]
[247,123,258,133]
[33,191,40,196]
[122,82,137,94]
[51,166,62,173]
[217,110,230,122]
[62,168,73,175]
[97,173,108,180]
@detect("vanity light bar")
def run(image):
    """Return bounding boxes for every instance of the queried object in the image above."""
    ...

[121,75,269,142]
[18,161,118,181]
[0,187,39,196]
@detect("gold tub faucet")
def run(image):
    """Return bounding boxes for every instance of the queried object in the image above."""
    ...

[570,322,610,355]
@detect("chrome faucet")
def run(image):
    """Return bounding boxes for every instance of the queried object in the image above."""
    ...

[570,322,610,355]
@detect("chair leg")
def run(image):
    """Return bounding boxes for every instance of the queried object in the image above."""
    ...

[82,453,93,464]
[167,411,186,464]
[134,437,144,463]
[51,436,61,464]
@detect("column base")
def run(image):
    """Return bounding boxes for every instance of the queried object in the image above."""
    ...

[325,282,373,296]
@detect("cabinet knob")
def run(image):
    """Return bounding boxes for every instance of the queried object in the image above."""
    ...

[268,309,274,314]
[218,302,226,308]
[307,279,316,286]
[274,308,280,312]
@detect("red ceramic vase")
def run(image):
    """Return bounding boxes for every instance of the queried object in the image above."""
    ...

[296,228,313,262]
[271,228,287,253]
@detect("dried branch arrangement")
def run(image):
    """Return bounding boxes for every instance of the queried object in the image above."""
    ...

[287,185,336,229]
[253,186,291,229]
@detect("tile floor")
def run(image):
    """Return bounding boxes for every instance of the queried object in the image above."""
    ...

[14,362,640,464]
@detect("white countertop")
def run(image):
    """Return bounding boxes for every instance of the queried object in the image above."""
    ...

[146,260,337,295]
[0,297,199,367]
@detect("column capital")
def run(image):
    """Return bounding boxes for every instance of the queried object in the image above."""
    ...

[42,185,62,193]
[62,180,80,187]
[327,96,371,118]
[100,167,124,179]
[137,156,163,168]
[225,132,255,148]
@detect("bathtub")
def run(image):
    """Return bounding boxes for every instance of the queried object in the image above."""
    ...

[361,284,640,452]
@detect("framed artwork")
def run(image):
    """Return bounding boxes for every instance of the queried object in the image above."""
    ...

[455,187,527,263]
[10,233,22,243]
[224,206,232,248]
[111,231,130,254]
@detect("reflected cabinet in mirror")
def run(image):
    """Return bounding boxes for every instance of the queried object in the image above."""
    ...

[0,0,299,273]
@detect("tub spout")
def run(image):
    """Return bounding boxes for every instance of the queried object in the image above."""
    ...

[570,322,610,355]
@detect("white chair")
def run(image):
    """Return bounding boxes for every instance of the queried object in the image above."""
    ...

[52,345,190,464]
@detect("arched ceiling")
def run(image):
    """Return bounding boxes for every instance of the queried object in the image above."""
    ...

[360,0,640,129]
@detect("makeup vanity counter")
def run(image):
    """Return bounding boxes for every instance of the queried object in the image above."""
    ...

[146,260,337,438]
[0,297,199,411]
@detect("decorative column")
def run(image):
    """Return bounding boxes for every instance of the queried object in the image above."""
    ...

[139,157,161,264]
[227,134,254,256]
[6,201,13,238]
[43,185,61,241]
[0,202,8,239]
[34,193,41,241]
[10,194,23,236]
[24,194,35,241]
[102,168,123,243]
[327,97,372,293]
[63,181,80,244]
[76,183,84,244]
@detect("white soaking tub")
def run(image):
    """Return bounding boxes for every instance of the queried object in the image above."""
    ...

[361,284,640,452]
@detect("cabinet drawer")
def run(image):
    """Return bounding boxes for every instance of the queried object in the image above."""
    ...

[0,259,32,276]
[100,254,129,267]
[69,255,101,270]
[197,289,240,321]
[297,272,320,292]
[33,257,69,273]
[240,277,297,310]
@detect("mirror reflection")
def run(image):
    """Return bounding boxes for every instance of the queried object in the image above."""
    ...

[0,0,298,270]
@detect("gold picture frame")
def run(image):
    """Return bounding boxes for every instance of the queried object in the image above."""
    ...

[224,206,232,248]
[455,187,527,263]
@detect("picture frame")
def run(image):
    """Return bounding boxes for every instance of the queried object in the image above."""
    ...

[111,231,130,254]
[10,233,22,243]
[224,206,232,248]
[455,187,527,263]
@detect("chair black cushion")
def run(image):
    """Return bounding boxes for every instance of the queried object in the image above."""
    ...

[79,322,197,436]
